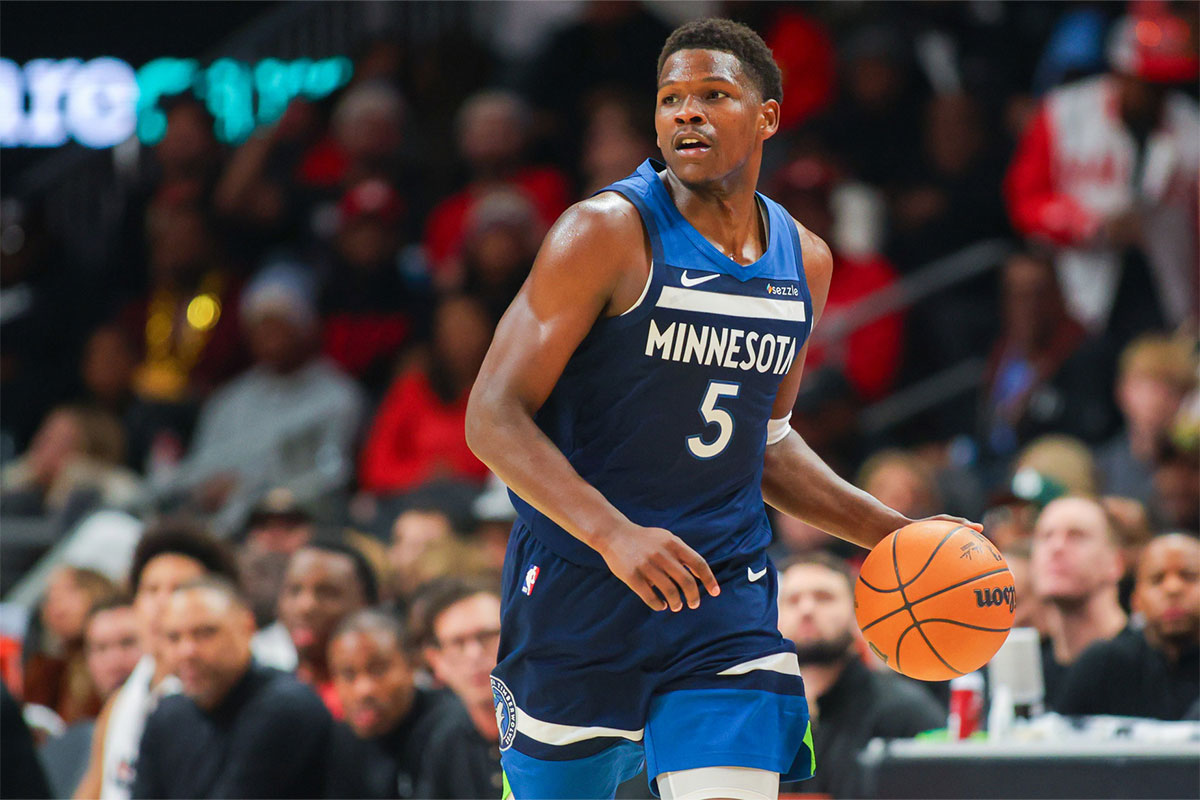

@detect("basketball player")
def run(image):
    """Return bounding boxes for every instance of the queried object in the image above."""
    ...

[466,19,978,800]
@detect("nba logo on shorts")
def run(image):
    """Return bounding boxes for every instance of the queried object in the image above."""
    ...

[522,565,540,595]
[491,676,518,750]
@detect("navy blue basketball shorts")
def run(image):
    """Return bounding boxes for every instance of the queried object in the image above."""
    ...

[491,522,814,799]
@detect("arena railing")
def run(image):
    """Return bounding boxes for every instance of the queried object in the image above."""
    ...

[808,238,1016,435]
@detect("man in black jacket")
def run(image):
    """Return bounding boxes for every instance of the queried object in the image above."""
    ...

[323,609,477,799]
[132,578,332,799]
[777,553,945,798]
[1058,533,1199,720]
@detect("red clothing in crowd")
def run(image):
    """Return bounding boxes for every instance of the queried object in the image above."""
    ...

[804,252,904,401]
[359,370,489,493]
[422,166,571,270]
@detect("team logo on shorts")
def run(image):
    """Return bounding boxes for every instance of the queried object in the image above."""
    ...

[491,675,518,751]
[522,565,540,596]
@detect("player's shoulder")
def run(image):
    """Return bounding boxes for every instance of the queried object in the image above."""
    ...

[787,215,833,313]
[550,192,646,246]
[535,193,650,282]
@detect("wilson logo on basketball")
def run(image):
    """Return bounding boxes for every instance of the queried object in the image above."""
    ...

[974,586,1016,612]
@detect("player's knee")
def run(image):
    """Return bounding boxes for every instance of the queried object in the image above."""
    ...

[657,767,779,800]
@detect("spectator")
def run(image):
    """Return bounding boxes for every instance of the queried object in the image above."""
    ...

[979,251,1102,459]
[115,197,245,409]
[1097,334,1196,510]
[388,507,455,601]
[240,489,317,670]
[422,90,570,272]
[470,474,518,573]
[82,599,141,702]
[1102,495,1155,612]
[359,294,492,495]
[856,450,941,522]
[1,405,141,516]
[1152,436,1200,533]
[1004,11,1199,339]
[519,1,671,169]
[777,554,944,798]
[890,92,1010,269]
[319,179,429,396]
[79,325,183,476]
[2,682,52,799]
[577,89,656,198]
[771,156,904,401]
[73,520,237,800]
[1057,533,1199,719]
[23,567,117,726]
[162,263,364,533]
[132,578,332,798]
[277,542,376,716]
[1030,496,1128,708]
[816,25,928,189]
[0,197,92,463]
[324,610,474,799]
[450,190,540,321]
[1001,538,1048,633]
[1012,434,1100,500]
[414,577,505,799]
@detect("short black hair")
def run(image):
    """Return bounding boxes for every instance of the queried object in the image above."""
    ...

[657,18,783,104]
[407,574,501,650]
[332,608,406,652]
[130,519,238,594]
[300,540,380,606]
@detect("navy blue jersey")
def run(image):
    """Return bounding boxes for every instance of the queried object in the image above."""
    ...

[509,159,813,569]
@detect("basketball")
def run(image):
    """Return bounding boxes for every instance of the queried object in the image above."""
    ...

[855,520,1014,681]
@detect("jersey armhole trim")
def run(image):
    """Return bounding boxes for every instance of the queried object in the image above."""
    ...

[617,259,654,317]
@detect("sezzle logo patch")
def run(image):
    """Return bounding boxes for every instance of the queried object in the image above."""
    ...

[766,283,799,297]
[491,676,518,750]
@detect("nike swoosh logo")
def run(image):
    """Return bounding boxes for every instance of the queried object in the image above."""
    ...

[680,271,720,287]
[748,566,767,582]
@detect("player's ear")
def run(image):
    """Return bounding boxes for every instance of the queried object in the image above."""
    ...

[759,99,781,141]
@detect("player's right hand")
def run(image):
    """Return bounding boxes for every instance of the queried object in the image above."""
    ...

[596,524,720,612]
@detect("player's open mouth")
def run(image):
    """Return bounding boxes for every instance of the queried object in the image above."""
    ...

[674,134,712,155]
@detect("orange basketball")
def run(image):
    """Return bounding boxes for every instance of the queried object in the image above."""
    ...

[854,520,1014,681]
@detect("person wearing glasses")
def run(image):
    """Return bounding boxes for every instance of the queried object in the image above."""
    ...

[415,577,505,799]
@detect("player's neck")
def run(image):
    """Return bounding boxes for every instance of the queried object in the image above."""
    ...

[1049,591,1127,664]
[663,163,766,266]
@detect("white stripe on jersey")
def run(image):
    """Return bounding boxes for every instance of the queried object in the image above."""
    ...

[716,652,802,677]
[656,285,806,322]
[515,706,645,746]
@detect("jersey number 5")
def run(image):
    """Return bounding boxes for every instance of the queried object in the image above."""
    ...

[687,380,740,459]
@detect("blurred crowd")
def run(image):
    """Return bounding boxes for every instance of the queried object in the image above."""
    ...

[1,2,1198,799]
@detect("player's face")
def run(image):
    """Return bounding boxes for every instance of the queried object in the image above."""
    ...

[85,606,142,697]
[1134,537,1200,647]
[778,565,855,652]
[162,588,254,710]
[654,49,776,187]
[330,630,415,739]
[134,554,207,653]
[425,593,501,708]
[1030,498,1121,604]
[279,549,367,662]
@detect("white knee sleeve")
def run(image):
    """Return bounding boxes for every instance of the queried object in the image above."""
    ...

[658,766,779,800]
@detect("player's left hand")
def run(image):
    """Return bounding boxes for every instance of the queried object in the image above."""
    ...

[914,514,984,534]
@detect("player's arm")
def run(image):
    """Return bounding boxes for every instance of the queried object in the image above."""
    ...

[761,224,980,550]
[466,197,719,612]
